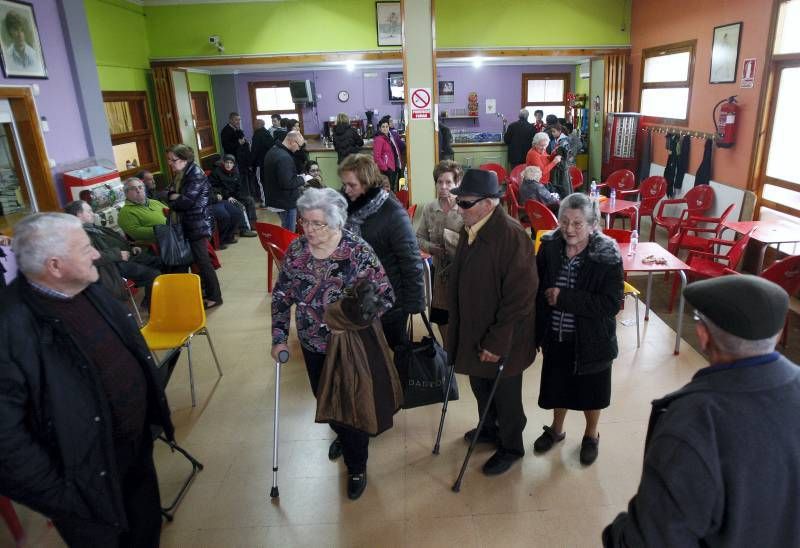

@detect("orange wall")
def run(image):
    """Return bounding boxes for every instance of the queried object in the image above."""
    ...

[629,0,774,190]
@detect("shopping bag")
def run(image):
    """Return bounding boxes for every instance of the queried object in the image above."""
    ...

[153,222,193,267]
[395,312,458,409]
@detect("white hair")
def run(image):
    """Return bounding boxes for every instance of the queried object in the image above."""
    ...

[533,132,550,147]
[523,165,542,180]
[297,187,348,231]
[697,311,780,358]
[12,213,82,275]
[519,108,529,120]
[558,192,600,226]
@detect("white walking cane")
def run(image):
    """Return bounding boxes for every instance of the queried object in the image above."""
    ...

[269,349,290,499]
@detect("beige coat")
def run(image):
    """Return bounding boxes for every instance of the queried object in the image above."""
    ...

[415,199,463,310]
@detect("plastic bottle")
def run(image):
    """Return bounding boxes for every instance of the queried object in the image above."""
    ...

[610,188,616,206]
[590,180,597,200]
[629,229,639,256]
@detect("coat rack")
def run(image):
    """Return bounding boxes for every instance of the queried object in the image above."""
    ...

[642,124,717,141]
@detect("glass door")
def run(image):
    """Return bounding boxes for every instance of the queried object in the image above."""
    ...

[0,99,36,233]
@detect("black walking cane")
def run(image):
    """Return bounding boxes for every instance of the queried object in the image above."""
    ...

[432,362,457,455]
[269,349,290,499]
[452,357,505,493]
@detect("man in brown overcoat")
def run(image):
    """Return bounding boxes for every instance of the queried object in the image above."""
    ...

[447,169,538,476]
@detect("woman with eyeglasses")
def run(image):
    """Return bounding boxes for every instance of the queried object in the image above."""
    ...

[533,192,624,466]
[415,160,464,347]
[270,187,394,500]
[339,154,425,351]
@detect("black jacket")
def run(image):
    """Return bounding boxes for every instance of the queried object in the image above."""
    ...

[0,276,173,528]
[346,188,425,320]
[83,224,133,301]
[535,230,623,375]
[169,161,213,241]
[333,125,364,163]
[504,119,535,166]
[209,165,244,200]
[220,124,239,156]
[439,124,454,160]
[262,143,305,210]
[251,127,274,170]
[603,353,800,547]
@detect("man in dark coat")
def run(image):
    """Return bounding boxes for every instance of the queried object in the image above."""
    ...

[603,275,800,547]
[0,213,174,547]
[447,169,538,476]
[220,112,241,156]
[504,109,535,168]
[262,131,307,232]
[251,119,274,203]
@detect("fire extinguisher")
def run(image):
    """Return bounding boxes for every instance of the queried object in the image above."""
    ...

[713,95,739,148]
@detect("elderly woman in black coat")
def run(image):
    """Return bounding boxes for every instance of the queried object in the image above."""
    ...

[339,153,425,350]
[533,193,623,466]
[167,144,222,309]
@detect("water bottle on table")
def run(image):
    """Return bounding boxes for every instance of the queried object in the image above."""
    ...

[610,188,616,206]
[628,229,638,256]
[590,179,597,200]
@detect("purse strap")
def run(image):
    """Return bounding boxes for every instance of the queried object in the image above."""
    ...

[407,310,439,345]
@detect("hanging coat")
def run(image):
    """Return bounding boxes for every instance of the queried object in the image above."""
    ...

[637,131,652,184]
[694,138,713,186]
[674,135,691,192]
[315,297,403,436]
[548,145,572,199]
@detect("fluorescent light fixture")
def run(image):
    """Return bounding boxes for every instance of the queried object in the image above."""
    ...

[472,57,483,69]
[345,61,356,72]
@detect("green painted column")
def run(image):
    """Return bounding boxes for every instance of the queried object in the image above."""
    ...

[402,0,436,205]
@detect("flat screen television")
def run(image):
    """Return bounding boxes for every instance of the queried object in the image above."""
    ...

[388,71,404,102]
[289,80,315,105]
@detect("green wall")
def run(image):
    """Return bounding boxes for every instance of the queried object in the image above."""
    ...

[436,0,629,48]
[145,0,389,59]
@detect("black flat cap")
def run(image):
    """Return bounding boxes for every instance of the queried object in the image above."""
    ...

[451,169,504,198]
[684,275,789,340]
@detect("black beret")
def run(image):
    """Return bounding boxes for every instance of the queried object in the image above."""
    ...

[683,275,789,340]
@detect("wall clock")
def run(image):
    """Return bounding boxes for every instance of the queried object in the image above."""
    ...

[338,90,350,102]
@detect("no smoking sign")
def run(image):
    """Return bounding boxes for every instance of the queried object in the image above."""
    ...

[410,87,432,119]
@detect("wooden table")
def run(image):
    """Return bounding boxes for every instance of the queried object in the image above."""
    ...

[599,198,639,230]
[619,242,690,354]
[723,219,800,274]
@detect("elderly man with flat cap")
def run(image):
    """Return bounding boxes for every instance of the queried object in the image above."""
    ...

[448,169,538,476]
[603,275,800,547]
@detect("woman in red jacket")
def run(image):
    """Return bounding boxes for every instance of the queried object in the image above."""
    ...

[373,116,401,191]
[525,131,562,184]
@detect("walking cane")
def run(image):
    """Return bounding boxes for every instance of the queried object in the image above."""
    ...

[269,349,290,499]
[432,362,456,455]
[452,358,505,493]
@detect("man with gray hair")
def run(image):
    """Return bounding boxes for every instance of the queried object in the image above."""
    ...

[117,177,168,244]
[503,108,535,169]
[603,275,800,547]
[0,213,173,546]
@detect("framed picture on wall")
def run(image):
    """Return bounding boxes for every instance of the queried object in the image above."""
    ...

[0,0,47,79]
[376,2,401,47]
[709,22,741,84]
[439,81,455,103]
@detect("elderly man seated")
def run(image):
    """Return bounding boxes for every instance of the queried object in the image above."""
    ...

[117,177,168,245]
[65,199,161,309]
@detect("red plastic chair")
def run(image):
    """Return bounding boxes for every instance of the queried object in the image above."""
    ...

[569,166,584,191]
[596,169,635,194]
[508,164,527,188]
[479,163,508,184]
[524,200,559,234]
[407,204,417,219]
[614,176,667,230]
[255,221,299,292]
[505,185,530,229]
[668,229,753,312]
[667,203,736,258]
[651,185,715,242]
[602,228,632,243]
[395,188,410,209]
[761,255,800,346]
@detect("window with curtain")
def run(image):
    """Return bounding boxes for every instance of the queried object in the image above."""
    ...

[191,91,216,158]
[639,41,696,125]
[102,91,158,177]
[521,73,570,122]
[248,81,303,133]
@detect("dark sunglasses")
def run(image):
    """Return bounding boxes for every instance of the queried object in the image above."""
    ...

[456,197,486,209]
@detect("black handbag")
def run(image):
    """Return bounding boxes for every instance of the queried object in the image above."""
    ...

[395,312,458,409]
[153,222,193,267]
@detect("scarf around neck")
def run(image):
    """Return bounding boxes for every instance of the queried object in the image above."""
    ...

[345,187,390,236]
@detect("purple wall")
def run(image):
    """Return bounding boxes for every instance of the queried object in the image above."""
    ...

[233,64,577,136]
[0,0,90,203]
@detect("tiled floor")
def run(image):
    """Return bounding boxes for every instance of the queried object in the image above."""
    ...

[6,212,711,548]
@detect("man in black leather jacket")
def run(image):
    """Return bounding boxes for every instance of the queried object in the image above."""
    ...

[0,213,173,547]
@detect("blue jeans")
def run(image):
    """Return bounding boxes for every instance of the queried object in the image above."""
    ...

[278,208,297,232]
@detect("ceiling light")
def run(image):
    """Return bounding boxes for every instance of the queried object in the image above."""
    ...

[345,61,356,72]
[472,57,483,69]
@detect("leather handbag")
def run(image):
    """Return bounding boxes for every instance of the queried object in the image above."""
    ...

[153,222,193,267]
[394,311,459,409]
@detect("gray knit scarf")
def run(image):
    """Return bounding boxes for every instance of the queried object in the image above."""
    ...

[345,189,390,236]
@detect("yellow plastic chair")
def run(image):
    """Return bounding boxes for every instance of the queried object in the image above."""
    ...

[140,273,223,407]
[534,229,554,254]
[624,281,641,348]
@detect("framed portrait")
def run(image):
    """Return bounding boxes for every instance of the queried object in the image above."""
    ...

[0,0,46,79]
[376,2,401,47]
[709,22,741,84]
[388,71,404,102]
[438,80,454,103]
